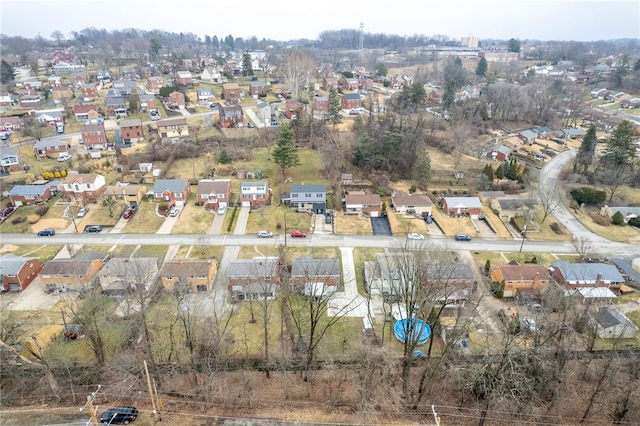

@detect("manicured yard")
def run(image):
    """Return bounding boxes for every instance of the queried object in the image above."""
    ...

[244,206,312,235]
[123,199,165,233]
[387,211,428,235]
[0,244,62,262]
[171,194,214,234]
[133,245,168,259]
[239,245,281,259]
[174,245,224,259]
[430,206,477,237]
[353,247,384,295]
[335,212,372,235]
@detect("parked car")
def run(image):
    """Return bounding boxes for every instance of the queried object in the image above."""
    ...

[77,207,89,218]
[523,317,537,332]
[58,153,71,162]
[37,228,56,236]
[454,233,472,241]
[217,206,226,215]
[84,225,102,233]
[258,230,273,238]
[123,209,134,219]
[407,233,425,240]
[290,229,307,238]
[99,406,138,425]
[0,206,15,217]
[169,207,180,217]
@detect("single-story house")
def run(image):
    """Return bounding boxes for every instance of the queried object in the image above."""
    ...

[73,104,101,122]
[487,145,512,161]
[8,180,61,206]
[0,146,20,172]
[517,130,538,145]
[227,256,280,301]
[391,191,434,216]
[441,196,482,218]
[157,117,188,140]
[593,307,638,339]
[344,192,382,216]
[33,139,68,158]
[550,261,625,291]
[152,179,191,207]
[491,198,538,220]
[159,258,218,293]
[196,179,232,211]
[102,184,147,208]
[0,254,42,292]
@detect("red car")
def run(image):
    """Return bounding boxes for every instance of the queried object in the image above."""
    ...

[123,209,135,219]
[290,229,307,238]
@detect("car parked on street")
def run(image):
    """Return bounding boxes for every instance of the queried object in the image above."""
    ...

[258,230,273,238]
[99,406,138,424]
[290,229,307,238]
[455,233,472,241]
[37,228,56,236]
[407,233,425,240]
[84,225,102,233]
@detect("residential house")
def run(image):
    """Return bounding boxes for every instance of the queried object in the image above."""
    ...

[440,196,483,218]
[73,104,101,122]
[291,257,340,297]
[0,254,42,292]
[39,258,104,290]
[219,105,244,128]
[160,258,218,293]
[550,260,625,291]
[63,173,107,203]
[284,99,304,120]
[487,145,512,161]
[593,307,638,339]
[517,129,538,145]
[80,83,98,101]
[20,94,42,108]
[105,96,127,117]
[102,184,147,208]
[287,184,326,214]
[389,74,414,88]
[621,98,640,109]
[0,116,23,133]
[221,83,242,103]
[146,76,165,94]
[313,96,329,113]
[344,192,382,216]
[119,118,144,144]
[491,198,538,220]
[0,91,12,107]
[196,88,215,104]
[249,81,267,97]
[605,206,640,223]
[33,139,68,158]
[152,179,190,207]
[51,86,73,104]
[532,127,553,139]
[341,173,353,185]
[256,101,271,123]
[97,257,159,294]
[573,287,617,304]
[0,146,21,172]
[81,123,108,150]
[240,180,271,209]
[489,261,550,298]
[72,71,90,85]
[322,77,338,91]
[175,71,193,86]
[138,94,158,112]
[555,128,587,140]
[48,76,62,87]
[201,67,222,83]
[157,117,188,139]
[196,179,232,211]
[227,257,280,300]
[168,91,185,108]
[342,77,359,91]
[8,181,61,206]
[30,108,64,127]
[112,80,138,96]
[391,191,434,217]
[341,93,362,110]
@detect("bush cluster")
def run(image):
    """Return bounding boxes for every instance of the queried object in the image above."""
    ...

[570,187,606,206]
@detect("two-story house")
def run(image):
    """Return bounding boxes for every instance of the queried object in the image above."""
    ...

[34,139,68,158]
[80,83,98,101]
[153,179,191,207]
[168,91,185,108]
[81,123,108,150]
[219,105,244,128]
[39,258,104,291]
[313,96,329,113]
[284,99,304,120]
[291,256,340,297]
[249,81,267,97]
[0,146,20,172]
[157,117,188,140]
[146,76,165,94]
[97,257,159,294]
[287,184,326,214]
[227,257,280,301]
[322,77,338,91]
[221,83,241,103]
[342,77,359,91]
[175,71,193,86]
[64,173,107,204]
[138,94,158,112]
[0,116,23,133]
[102,184,147,208]
[52,86,73,104]
[0,254,42,292]
[196,179,232,211]
[489,261,550,298]
[341,93,362,110]
[105,96,127,118]
[119,118,144,144]
[196,88,215,104]
[240,180,271,209]
[73,104,101,122]
[160,258,218,293]
[201,67,222,83]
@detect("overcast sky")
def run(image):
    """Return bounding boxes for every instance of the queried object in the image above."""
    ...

[1,0,638,42]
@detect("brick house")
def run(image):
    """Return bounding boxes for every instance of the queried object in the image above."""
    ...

[227,257,280,300]
[489,261,550,298]
[0,116,23,133]
[159,258,218,293]
[39,258,104,290]
[146,76,165,94]
[284,99,304,120]
[240,180,271,209]
[341,93,362,110]
[201,67,222,83]
[221,83,241,103]
[549,261,625,291]
[73,104,101,122]
[63,173,107,204]
[102,184,147,208]
[0,254,42,292]
[249,81,267,97]
[440,196,482,219]
[322,77,338,90]
[196,179,232,211]
[287,184,326,214]
[313,96,329,113]
[517,129,537,145]
[80,83,98,101]
[8,180,61,206]
[157,117,188,139]
[138,94,158,112]
[33,139,68,158]
[20,94,41,108]
[175,71,193,86]
[344,193,382,216]
[391,191,434,216]
[168,91,185,108]
[342,77,359,91]
[119,118,144,144]
[52,86,73,104]
[0,91,12,107]
[152,179,191,207]
[81,123,108,150]
[487,145,512,161]
[97,257,159,294]
[291,257,340,297]
[105,97,127,117]
[219,105,244,128]
[196,88,215,104]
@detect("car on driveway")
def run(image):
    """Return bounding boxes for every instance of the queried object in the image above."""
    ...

[407,233,425,240]
[77,207,89,218]
[37,228,55,236]
[123,209,135,219]
[258,230,273,238]
[217,205,226,215]
[99,406,138,424]
[290,229,307,238]
[455,233,472,241]
[169,207,180,217]
[84,225,102,233]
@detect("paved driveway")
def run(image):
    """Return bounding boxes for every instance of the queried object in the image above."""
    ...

[371,217,392,235]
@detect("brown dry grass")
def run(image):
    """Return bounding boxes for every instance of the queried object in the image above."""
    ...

[481,206,512,239]
[171,197,214,234]
[386,212,428,235]
[430,207,477,237]
[335,212,372,235]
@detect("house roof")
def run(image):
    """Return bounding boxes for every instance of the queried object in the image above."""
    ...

[160,258,215,277]
[492,145,512,156]
[443,197,482,209]
[119,118,142,128]
[241,180,268,190]
[40,259,100,276]
[250,81,266,88]
[63,173,100,184]
[391,191,434,208]
[0,145,17,159]
[291,257,340,278]
[8,183,51,196]
[222,83,240,90]
[81,124,105,133]
[33,139,66,149]
[519,130,538,140]
[158,117,187,127]
[153,179,188,193]
[73,104,99,114]
[551,261,625,284]
[494,263,549,281]
[227,257,279,279]
[343,93,361,101]
[290,184,326,193]
[197,179,231,194]
[345,193,381,206]
[197,88,213,95]
[495,198,538,211]
[0,254,37,275]
[103,184,146,196]
[105,97,126,106]
[575,287,616,299]
[595,307,634,329]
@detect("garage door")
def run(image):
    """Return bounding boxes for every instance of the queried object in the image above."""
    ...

[9,283,20,291]
[242,201,250,207]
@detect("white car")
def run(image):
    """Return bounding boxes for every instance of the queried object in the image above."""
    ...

[217,206,226,215]
[58,153,72,162]
[169,207,180,217]
[77,207,89,218]
[407,233,425,240]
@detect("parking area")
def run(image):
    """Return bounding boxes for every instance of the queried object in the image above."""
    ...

[371,216,392,235]
[473,217,499,239]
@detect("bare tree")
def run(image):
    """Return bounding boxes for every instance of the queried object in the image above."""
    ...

[277,49,316,98]
[538,184,561,224]
[572,236,593,261]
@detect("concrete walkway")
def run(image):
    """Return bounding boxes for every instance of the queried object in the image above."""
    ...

[328,247,376,319]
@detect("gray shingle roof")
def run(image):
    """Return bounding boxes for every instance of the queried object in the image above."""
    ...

[550,261,625,283]
[291,257,340,277]
[0,254,37,276]
[153,179,188,193]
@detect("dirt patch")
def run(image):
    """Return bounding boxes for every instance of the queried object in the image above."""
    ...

[33,218,70,231]
[0,244,19,253]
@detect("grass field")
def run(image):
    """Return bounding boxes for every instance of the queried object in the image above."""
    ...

[244,206,313,235]
[335,212,372,235]
[123,199,165,233]
[171,193,214,234]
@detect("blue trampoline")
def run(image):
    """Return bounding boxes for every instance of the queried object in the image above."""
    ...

[394,318,431,345]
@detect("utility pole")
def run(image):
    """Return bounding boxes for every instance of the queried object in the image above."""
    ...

[80,385,101,426]
[143,360,161,422]
[519,224,528,253]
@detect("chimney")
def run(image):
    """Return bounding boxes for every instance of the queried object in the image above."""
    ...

[596,273,602,286]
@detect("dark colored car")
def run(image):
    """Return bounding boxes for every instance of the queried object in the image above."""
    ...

[123,209,134,219]
[37,228,56,236]
[99,406,138,424]
[290,229,307,238]
[454,233,472,241]
[0,206,15,217]
[85,225,103,233]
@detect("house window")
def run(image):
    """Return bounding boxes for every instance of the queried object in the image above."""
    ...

[197,285,207,292]
[75,184,80,191]
[166,276,173,280]
[305,194,311,197]
[317,193,323,197]
[291,194,298,198]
